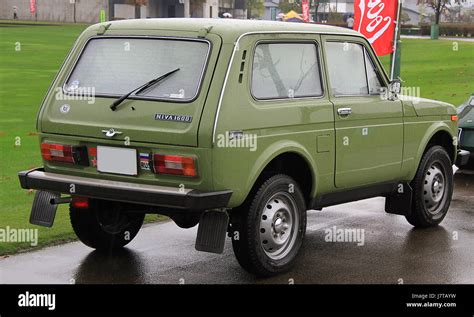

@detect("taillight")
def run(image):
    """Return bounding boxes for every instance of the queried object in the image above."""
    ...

[152,154,197,177]
[451,115,458,122]
[41,143,89,166]
[71,196,89,209]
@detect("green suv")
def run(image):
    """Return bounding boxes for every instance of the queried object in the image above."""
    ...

[457,94,474,169]
[18,19,466,276]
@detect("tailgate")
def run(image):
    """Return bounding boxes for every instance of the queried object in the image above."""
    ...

[40,34,221,147]
[42,97,203,146]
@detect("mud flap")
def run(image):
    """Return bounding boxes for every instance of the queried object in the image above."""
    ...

[385,183,413,216]
[29,191,60,227]
[195,210,229,254]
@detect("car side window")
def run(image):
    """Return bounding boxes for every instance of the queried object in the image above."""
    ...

[325,42,368,96]
[365,50,383,95]
[251,42,323,100]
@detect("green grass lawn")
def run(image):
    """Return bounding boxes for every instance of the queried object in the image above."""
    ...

[0,22,89,255]
[0,21,473,256]
[0,22,164,255]
[379,39,474,105]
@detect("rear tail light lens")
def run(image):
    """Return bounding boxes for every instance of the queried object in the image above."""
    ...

[451,115,458,122]
[41,143,89,166]
[71,196,89,209]
[153,154,197,177]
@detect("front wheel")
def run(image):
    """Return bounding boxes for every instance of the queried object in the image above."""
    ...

[406,146,453,227]
[70,199,145,251]
[230,174,307,276]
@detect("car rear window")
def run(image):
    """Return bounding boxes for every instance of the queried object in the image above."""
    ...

[64,37,210,101]
[251,42,323,100]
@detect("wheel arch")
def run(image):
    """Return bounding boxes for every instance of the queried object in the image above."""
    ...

[241,141,317,207]
[413,124,456,179]
[421,128,456,161]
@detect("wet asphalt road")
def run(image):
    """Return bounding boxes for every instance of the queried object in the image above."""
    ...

[0,169,473,284]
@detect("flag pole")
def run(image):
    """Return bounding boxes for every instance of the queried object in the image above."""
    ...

[390,0,403,81]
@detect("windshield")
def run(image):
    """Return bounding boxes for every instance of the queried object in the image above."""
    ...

[64,38,210,101]
[460,105,474,122]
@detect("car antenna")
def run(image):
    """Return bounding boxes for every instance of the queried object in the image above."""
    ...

[198,26,213,38]
[97,23,112,36]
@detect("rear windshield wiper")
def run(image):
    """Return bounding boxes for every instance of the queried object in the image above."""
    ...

[110,68,180,111]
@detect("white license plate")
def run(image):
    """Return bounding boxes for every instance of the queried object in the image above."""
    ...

[97,146,137,176]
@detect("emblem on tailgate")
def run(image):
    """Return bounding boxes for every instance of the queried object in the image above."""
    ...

[155,113,192,123]
[60,104,71,114]
[101,128,123,138]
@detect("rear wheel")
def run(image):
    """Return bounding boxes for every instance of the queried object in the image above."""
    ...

[230,174,307,276]
[70,199,145,251]
[406,146,453,227]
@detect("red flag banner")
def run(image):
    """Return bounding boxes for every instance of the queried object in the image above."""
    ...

[30,0,37,14]
[302,0,310,23]
[353,0,398,56]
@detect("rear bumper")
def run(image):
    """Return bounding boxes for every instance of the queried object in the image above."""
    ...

[455,150,471,167]
[18,168,232,211]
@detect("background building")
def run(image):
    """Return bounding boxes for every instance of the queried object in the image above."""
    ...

[0,0,221,23]
[263,0,279,21]
[0,0,106,23]
[1,0,472,23]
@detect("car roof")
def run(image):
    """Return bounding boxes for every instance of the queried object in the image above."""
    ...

[100,18,362,43]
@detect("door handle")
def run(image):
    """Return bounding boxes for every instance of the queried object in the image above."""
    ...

[337,107,352,117]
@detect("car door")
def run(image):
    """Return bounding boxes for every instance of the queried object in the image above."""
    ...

[322,36,403,189]
[213,33,337,199]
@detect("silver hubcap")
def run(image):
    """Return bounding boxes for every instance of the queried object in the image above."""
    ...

[259,192,299,260]
[423,163,446,214]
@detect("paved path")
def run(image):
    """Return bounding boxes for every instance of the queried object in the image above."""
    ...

[1,169,473,284]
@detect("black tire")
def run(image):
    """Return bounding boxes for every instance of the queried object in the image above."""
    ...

[70,199,145,251]
[406,146,453,228]
[230,174,307,276]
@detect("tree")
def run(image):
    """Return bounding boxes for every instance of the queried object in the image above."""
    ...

[417,0,464,25]
[400,10,411,25]
[314,0,329,22]
[246,0,264,19]
[278,0,301,14]
[327,8,343,23]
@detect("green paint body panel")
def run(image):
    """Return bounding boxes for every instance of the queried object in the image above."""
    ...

[35,19,458,209]
[458,98,474,151]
